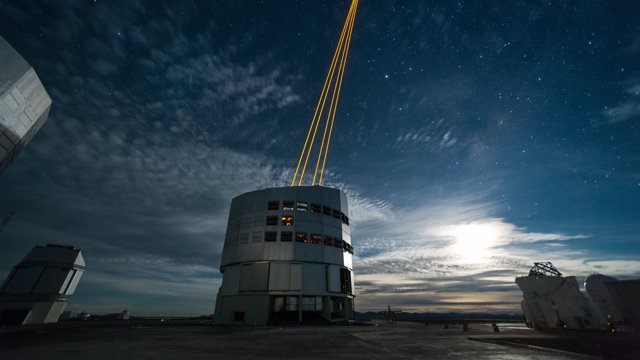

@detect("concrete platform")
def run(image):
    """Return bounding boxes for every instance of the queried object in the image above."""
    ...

[0,320,635,359]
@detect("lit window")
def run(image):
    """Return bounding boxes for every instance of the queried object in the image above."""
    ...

[281,216,294,226]
[267,201,279,210]
[332,209,341,219]
[266,216,278,226]
[324,235,332,246]
[281,231,293,242]
[264,231,277,242]
[296,201,308,212]
[310,203,321,213]
[283,201,295,211]
[311,233,323,244]
[323,206,331,215]
[295,232,307,243]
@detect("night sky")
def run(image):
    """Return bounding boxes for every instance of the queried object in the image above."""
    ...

[1,1,639,315]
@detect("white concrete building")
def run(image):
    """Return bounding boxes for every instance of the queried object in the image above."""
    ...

[214,186,354,325]
[0,35,52,174]
[0,244,85,326]
[516,262,607,330]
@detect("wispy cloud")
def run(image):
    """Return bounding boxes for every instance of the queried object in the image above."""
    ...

[165,54,300,126]
[602,82,640,124]
[347,195,627,312]
[0,10,301,313]
[394,122,457,151]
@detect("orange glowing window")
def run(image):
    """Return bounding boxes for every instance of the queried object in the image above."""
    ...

[295,232,307,243]
[311,233,323,244]
[281,216,294,226]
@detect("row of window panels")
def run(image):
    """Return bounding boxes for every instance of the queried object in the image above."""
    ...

[274,295,323,312]
[266,215,294,226]
[227,231,354,254]
[267,200,349,226]
[226,212,346,232]
[267,231,354,254]
[234,296,330,321]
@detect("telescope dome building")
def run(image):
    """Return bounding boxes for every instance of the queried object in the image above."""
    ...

[214,0,360,325]
[214,186,354,325]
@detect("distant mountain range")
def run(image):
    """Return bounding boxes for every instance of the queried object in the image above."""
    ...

[354,311,524,323]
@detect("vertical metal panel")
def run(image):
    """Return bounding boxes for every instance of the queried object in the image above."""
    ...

[327,265,340,293]
[268,262,289,290]
[253,262,269,290]
[65,270,83,295]
[239,265,252,291]
[302,263,326,293]
[240,262,269,291]
[350,269,355,296]
[342,253,353,269]
[289,263,302,291]
[221,266,241,294]
[59,270,74,294]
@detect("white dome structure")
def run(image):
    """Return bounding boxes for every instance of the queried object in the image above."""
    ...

[515,262,607,330]
[214,186,354,325]
[584,273,624,324]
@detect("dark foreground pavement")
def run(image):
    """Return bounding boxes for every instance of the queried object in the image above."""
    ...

[0,321,636,359]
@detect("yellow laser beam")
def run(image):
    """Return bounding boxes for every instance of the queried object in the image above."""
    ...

[318,1,357,185]
[291,0,358,186]
[292,0,356,186]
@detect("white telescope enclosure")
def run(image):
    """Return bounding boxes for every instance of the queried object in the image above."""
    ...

[214,186,354,325]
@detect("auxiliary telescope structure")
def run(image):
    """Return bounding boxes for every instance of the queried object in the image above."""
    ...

[0,35,52,174]
[0,244,85,326]
[516,262,608,330]
[214,1,358,325]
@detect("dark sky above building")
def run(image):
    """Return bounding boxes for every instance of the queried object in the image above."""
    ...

[0,0,638,314]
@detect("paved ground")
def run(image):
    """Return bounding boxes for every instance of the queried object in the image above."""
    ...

[0,321,635,359]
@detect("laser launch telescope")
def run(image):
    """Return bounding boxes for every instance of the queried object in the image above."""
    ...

[214,1,359,325]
